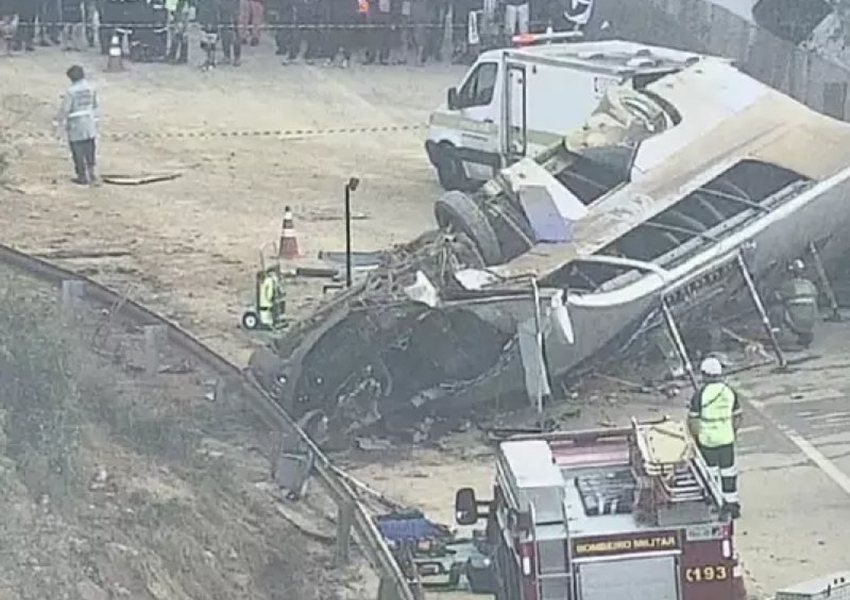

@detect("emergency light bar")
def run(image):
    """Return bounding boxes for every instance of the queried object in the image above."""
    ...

[511,30,584,47]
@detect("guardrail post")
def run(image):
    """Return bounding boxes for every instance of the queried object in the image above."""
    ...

[144,325,166,377]
[334,502,354,565]
[377,576,402,600]
[60,280,85,321]
[215,377,229,402]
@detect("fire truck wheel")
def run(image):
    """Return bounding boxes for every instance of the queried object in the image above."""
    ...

[241,311,260,330]
[435,191,503,266]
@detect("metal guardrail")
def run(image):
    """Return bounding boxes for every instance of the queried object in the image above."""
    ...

[0,242,414,600]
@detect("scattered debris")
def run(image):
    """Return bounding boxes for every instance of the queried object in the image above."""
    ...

[157,360,193,375]
[32,249,133,260]
[294,266,338,279]
[101,172,182,186]
[318,250,384,267]
[307,209,370,222]
[355,437,394,451]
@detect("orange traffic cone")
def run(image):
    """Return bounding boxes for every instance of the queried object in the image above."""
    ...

[106,34,124,72]
[279,206,300,259]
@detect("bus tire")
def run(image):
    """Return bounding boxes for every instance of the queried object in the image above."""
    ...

[435,191,503,266]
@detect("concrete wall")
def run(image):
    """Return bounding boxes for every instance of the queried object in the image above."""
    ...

[587,0,850,120]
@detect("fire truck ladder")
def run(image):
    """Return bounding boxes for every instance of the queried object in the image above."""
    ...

[632,418,725,514]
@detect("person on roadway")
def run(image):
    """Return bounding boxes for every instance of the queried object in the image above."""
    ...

[54,65,99,186]
[688,356,742,519]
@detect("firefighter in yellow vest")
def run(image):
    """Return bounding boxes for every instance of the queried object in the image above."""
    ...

[774,259,819,347]
[688,357,742,519]
[258,268,279,329]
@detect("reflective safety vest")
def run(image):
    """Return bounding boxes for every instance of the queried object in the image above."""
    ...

[697,382,736,448]
[358,0,369,13]
[780,276,818,329]
[259,275,276,311]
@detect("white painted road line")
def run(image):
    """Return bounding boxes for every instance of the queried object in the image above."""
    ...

[752,389,845,405]
[749,398,850,497]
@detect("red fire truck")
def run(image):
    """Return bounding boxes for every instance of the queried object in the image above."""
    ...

[455,417,747,600]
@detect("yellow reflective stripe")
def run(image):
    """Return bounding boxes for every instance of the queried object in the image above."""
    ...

[429,111,562,151]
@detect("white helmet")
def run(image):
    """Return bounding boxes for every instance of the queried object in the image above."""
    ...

[700,357,723,377]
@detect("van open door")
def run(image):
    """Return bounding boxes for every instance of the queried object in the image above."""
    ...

[501,57,528,165]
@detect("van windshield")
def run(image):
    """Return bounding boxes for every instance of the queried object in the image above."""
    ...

[458,62,499,108]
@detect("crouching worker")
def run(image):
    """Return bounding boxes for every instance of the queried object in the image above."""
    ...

[774,259,819,348]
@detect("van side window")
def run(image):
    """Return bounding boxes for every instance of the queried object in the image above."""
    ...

[458,62,498,107]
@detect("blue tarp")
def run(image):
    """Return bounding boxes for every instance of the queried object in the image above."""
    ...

[375,513,445,542]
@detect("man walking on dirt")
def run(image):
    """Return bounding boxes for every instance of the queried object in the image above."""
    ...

[54,65,99,186]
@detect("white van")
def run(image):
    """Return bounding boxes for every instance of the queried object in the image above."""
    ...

[425,38,710,190]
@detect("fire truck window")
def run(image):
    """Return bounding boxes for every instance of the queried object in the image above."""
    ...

[524,488,563,523]
[458,62,499,108]
[541,577,572,599]
[536,538,568,575]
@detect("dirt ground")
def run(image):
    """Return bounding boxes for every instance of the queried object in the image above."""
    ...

[0,41,464,365]
[4,39,850,600]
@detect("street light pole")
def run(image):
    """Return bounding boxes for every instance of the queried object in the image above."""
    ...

[344,177,360,288]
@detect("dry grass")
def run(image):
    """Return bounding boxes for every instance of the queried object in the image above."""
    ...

[0,274,345,600]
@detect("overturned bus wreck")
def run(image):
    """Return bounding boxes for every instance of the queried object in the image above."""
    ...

[250,58,850,435]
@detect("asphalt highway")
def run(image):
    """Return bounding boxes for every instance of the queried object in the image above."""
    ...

[734,319,850,596]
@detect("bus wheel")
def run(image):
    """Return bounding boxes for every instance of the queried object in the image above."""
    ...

[435,191,503,266]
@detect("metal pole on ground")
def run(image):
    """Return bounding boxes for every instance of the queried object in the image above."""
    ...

[735,251,787,370]
[344,177,360,288]
[531,276,544,413]
[808,241,842,322]
[660,296,698,391]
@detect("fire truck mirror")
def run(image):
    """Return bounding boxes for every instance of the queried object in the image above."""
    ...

[455,487,479,525]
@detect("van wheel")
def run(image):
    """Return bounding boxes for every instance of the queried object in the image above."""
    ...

[435,191,503,266]
[436,143,470,191]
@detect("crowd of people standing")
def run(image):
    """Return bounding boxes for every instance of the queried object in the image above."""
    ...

[1,0,593,67]
[1,0,101,52]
